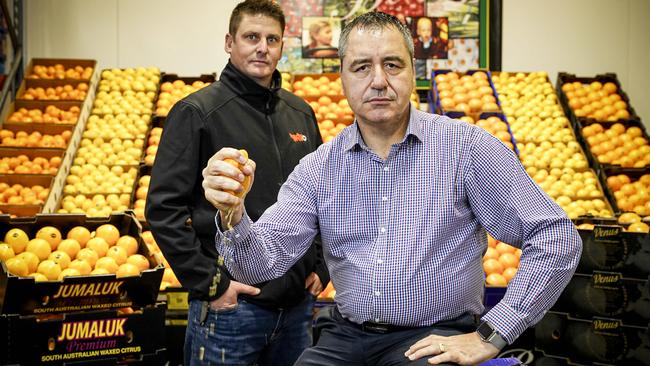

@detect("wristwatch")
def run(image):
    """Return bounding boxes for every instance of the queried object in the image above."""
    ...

[476,320,508,350]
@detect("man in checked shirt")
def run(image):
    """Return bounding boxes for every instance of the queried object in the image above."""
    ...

[202,12,582,366]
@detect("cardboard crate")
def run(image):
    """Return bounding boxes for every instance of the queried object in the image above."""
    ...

[0,213,164,315]
[535,311,649,365]
[25,58,97,81]
[576,223,650,277]
[553,271,650,327]
[0,303,165,365]
[0,174,54,216]
[4,100,83,126]
[16,79,90,102]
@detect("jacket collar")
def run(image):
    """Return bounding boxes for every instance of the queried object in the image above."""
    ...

[220,60,282,113]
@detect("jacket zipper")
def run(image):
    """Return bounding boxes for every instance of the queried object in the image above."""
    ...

[266,98,285,183]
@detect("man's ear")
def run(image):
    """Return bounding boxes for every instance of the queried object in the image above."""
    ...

[225,33,233,54]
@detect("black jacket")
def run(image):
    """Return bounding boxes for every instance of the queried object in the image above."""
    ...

[146,61,329,309]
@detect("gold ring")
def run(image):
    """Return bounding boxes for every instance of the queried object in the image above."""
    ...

[439,343,446,352]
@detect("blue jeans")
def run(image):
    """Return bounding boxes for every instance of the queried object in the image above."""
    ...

[184,293,315,366]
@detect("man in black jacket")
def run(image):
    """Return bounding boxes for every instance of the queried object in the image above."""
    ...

[145,1,329,365]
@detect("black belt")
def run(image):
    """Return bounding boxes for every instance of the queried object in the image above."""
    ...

[333,307,479,335]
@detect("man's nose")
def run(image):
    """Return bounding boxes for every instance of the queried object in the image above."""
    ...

[257,39,269,54]
[370,66,388,89]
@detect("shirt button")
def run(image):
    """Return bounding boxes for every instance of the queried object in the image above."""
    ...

[374,291,381,297]
[383,167,389,171]
[377,259,384,264]
[380,227,386,233]
[381,196,388,201]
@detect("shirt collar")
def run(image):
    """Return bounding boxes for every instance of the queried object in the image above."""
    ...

[344,103,425,152]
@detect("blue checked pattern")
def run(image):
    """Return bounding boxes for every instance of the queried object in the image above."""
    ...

[216,106,582,344]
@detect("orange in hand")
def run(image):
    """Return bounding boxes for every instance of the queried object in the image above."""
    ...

[223,149,252,198]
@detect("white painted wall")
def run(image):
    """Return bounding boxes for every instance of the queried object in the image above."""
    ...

[502,0,650,125]
[25,0,650,123]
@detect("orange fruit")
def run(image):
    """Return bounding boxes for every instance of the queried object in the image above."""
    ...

[37,260,62,280]
[483,247,499,262]
[16,251,39,273]
[29,272,48,282]
[67,226,91,247]
[4,228,29,254]
[95,256,119,273]
[57,239,81,259]
[116,263,140,278]
[495,242,517,255]
[106,246,128,265]
[126,254,150,271]
[498,253,519,270]
[68,259,92,275]
[0,243,15,261]
[76,248,99,267]
[503,267,518,283]
[141,231,155,245]
[627,222,650,233]
[5,257,29,276]
[94,224,120,246]
[116,235,138,256]
[58,267,81,280]
[160,281,171,290]
[26,238,52,261]
[514,249,522,259]
[162,267,176,283]
[35,226,62,250]
[486,273,508,286]
[86,237,109,257]
[90,267,111,275]
[487,235,498,248]
[48,251,71,269]
[483,258,504,275]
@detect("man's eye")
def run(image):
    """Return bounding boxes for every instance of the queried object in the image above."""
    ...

[246,34,257,40]
[355,65,368,72]
[268,37,279,44]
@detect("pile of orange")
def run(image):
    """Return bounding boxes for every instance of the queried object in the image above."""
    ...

[132,175,150,221]
[141,230,180,290]
[28,64,93,80]
[459,115,515,151]
[156,80,210,116]
[562,81,630,121]
[582,123,649,167]
[0,155,61,175]
[483,235,521,286]
[8,105,80,124]
[435,71,499,114]
[607,173,650,215]
[0,183,50,205]
[21,83,89,101]
[144,127,162,165]
[0,224,150,281]
[0,129,71,149]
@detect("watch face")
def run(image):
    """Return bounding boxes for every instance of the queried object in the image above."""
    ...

[477,321,494,340]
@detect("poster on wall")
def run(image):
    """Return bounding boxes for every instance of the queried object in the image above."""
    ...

[279,0,481,77]
[302,17,341,58]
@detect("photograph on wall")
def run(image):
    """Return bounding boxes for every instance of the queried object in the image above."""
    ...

[302,17,341,58]
[429,38,479,72]
[377,0,425,17]
[323,0,375,19]
[279,0,324,37]
[426,0,479,38]
[408,16,449,59]
[278,37,324,74]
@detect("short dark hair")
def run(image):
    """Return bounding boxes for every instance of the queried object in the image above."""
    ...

[339,12,414,63]
[229,0,286,37]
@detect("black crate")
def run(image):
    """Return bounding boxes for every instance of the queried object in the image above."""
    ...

[0,304,165,365]
[553,271,650,327]
[576,223,650,278]
[0,213,164,315]
[556,72,640,131]
[535,311,650,365]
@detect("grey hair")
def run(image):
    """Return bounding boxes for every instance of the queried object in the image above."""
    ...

[338,12,414,63]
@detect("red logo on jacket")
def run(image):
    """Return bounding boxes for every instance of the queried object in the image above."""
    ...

[289,132,307,142]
